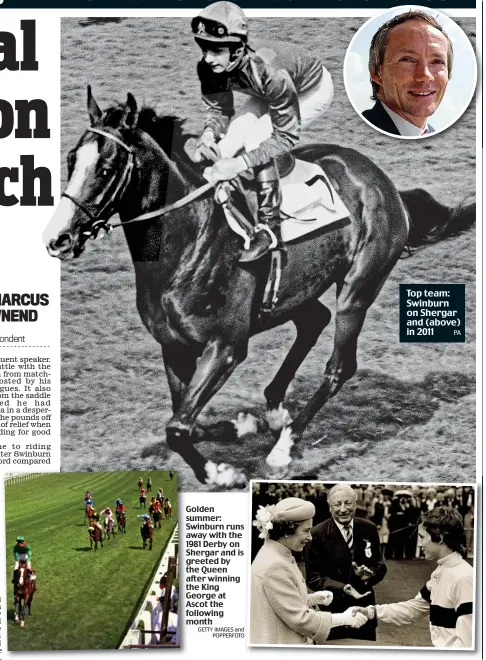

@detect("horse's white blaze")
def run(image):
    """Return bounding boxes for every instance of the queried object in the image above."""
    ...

[43,142,99,245]
[66,142,99,196]
[232,412,258,437]
[43,196,77,247]
[266,404,293,432]
[19,568,24,586]
[266,427,294,468]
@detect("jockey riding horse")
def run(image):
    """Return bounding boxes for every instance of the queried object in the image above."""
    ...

[12,558,36,627]
[140,515,154,550]
[192,1,333,262]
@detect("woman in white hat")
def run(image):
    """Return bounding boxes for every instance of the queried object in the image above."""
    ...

[250,497,367,645]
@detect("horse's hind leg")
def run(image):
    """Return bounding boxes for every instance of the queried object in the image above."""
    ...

[265,255,401,477]
[264,300,332,433]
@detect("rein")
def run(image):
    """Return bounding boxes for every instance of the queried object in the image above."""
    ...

[65,127,214,239]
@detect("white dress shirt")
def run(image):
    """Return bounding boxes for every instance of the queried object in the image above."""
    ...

[334,518,354,543]
[381,102,430,137]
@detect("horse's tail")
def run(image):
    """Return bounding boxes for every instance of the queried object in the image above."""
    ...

[400,188,475,250]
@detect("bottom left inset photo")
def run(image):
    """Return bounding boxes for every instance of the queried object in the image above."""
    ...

[5,470,179,650]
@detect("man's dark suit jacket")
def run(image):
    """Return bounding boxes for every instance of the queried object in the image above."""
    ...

[305,517,387,641]
[362,101,434,136]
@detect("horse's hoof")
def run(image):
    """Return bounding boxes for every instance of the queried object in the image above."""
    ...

[264,465,290,480]
[20,621,25,628]
[265,427,295,473]
[205,461,248,489]
[266,404,293,433]
[231,412,259,438]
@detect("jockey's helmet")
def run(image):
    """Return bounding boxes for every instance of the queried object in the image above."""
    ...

[16,536,25,542]
[192,2,248,47]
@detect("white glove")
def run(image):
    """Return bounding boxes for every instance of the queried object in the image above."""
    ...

[194,130,221,163]
[308,590,334,607]
[331,607,368,629]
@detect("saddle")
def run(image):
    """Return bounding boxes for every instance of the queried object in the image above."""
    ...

[218,156,350,311]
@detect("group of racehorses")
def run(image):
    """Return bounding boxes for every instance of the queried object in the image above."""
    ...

[85,483,172,552]
[85,501,127,551]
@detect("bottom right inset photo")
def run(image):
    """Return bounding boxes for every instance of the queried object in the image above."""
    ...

[249,481,475,648]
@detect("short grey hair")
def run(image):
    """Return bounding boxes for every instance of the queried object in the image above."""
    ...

[368,10,454,101]
[328,484,357,504]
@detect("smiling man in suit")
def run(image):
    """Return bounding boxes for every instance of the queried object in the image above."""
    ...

[363,11,453,137]
[305,484,387,641]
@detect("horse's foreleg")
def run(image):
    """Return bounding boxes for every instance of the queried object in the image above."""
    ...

[166,268,256,488]
[163,343,247,444]
[166,337,247,487]
[264,300,332,432]
[162,343,200,413]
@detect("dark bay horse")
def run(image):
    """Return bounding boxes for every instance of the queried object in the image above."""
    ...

[44,89,475,488]
[13,562,36,627]
[149,501,162,528]
[116,510,127,533]
[141,522,153,550]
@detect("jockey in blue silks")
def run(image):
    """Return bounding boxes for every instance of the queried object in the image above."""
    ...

[192,1,333,262]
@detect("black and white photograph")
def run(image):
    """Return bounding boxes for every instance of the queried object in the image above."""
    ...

[43,5,475,490]
[249,480,475,647]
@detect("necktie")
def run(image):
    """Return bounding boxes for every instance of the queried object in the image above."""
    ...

[343,524,353,550]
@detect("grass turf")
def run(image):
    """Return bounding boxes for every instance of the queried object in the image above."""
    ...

[5,471,178,651]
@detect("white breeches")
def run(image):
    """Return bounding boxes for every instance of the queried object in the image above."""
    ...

[218,66,333,159]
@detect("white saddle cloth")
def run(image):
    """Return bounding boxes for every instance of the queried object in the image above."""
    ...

[280,159,350,243]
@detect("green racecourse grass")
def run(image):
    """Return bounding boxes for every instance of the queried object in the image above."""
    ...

[5,471,178,651]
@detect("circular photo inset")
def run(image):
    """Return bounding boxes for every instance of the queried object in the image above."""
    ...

[344,6,477,139]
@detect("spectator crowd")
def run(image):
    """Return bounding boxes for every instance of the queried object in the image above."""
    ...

[252,483,474,561]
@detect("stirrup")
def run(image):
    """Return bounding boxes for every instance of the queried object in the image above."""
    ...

[238,224,278,263]
[254,223,278,250]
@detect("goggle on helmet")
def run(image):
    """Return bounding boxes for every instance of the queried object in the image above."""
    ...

[191,1,248,46]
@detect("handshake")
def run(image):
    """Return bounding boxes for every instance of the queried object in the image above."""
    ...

[352,605,376,620]
[331,606,373,630]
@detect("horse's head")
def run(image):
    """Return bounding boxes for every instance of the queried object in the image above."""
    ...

[43,86,139,260]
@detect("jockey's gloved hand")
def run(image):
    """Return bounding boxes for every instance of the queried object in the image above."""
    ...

[204,157,248,184]
[194,130,221,163]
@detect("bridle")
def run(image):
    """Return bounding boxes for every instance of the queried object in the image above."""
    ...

[63,126,214,241]
[63,127,136,239]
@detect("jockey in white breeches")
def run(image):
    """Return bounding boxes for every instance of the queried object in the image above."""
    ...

[192,1,333,262]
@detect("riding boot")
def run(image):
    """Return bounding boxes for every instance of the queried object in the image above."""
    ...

[239,160,285,263]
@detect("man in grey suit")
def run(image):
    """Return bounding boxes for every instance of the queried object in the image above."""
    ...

[363,10,452,137]
[305,484,387,641]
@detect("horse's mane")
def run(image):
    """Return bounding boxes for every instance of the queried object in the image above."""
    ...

[103,104,202,184]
